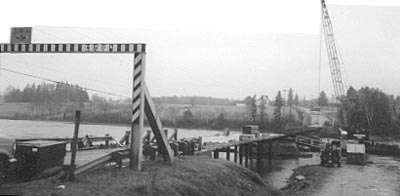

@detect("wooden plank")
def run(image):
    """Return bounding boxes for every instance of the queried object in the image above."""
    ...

[143,84,174,162]
[64,148,125,175]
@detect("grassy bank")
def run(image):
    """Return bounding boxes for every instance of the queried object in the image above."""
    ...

[1,156,281,196]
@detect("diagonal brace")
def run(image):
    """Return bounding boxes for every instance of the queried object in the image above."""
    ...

[143,84,174,162]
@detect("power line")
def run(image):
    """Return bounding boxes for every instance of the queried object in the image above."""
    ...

[0,66,130,99]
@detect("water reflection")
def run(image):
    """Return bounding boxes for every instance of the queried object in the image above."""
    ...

[215,149,320,188]
[249,154,320,188]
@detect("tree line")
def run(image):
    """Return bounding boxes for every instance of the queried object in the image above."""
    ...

[341,86,400,135]
[3,82,89,103]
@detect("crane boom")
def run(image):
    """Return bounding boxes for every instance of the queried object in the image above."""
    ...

[321,0,348,99]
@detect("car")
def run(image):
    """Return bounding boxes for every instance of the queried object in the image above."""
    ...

[0,133,17,178]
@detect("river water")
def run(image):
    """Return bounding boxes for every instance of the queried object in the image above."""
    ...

[0,119,316,188]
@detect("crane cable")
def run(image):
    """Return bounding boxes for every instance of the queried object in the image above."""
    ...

[0,66,130,99]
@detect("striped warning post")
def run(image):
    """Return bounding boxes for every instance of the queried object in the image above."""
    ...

[131,52,145,123]
[130,51,146,170]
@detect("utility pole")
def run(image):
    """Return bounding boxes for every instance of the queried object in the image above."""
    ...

[282,89,287,127]
[289,89,294,122]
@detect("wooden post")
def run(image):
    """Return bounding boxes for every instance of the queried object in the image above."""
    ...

[239,144,243,165]
[250,143,253,164]
[234,145,238,163]
[226,147,230,160]
[68,110,80,181]
[130,52,146,170]
[245,143,249,167]
[213,150,219,159]
[268,142,272,162]
[173,128,178,140]
[105,133,110,148]
[257,141,262,162]
[197,136,202,151]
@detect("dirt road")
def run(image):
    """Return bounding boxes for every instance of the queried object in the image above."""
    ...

[310,155,400,196]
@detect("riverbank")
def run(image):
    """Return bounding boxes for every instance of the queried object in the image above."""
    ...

[0,156,281,196]
[281,165,332,196]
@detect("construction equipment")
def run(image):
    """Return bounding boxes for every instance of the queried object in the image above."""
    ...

[321,0,348,100]
[320,1,369,158]
[320,143,341,167]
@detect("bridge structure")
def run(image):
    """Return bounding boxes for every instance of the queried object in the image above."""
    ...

[199,127,321,166]
[0,27,174,171]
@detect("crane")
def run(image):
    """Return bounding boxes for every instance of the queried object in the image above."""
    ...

[320,0,348,100]
[320,0,369,144]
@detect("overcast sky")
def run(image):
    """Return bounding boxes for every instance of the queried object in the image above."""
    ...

[0,0,400,100]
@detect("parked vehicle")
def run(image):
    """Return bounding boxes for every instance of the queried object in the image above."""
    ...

[320,143,341,167]
[239,125,261,142]
[0,133,17,178]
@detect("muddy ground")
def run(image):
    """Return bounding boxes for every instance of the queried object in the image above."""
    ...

[282,155,400,196]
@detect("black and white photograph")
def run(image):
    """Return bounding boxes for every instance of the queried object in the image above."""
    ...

[0,0,399,195]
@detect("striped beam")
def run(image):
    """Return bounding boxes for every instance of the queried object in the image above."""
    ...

[0,43,145,53]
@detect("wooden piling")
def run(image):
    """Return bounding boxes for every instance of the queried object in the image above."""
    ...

[197,136,202,151]
[239,144,243,165]
[257,141,262,162]
[68,110,81,181]
[213,150,219,159]
[234,145,238,163]
[245,143,249,167]
[268,142,272,161]
[105,133,110,148]
[249,143,253,164]
[226,147,230,160]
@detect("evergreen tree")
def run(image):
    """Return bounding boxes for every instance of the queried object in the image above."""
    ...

[287,88,294,121]
[250,95,257,122]
[273,91,283,128]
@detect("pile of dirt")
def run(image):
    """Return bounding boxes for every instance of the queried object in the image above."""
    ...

[0,156,281,196]
[281,165,333,196]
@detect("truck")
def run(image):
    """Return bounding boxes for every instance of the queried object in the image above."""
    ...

[239,125,261,141]
[0,133,17,179]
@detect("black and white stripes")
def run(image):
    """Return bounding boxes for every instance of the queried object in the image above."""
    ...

[0,43,146,53]
[131,52,145,123]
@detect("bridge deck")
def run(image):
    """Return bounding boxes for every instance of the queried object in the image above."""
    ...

[200,128,321,153]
